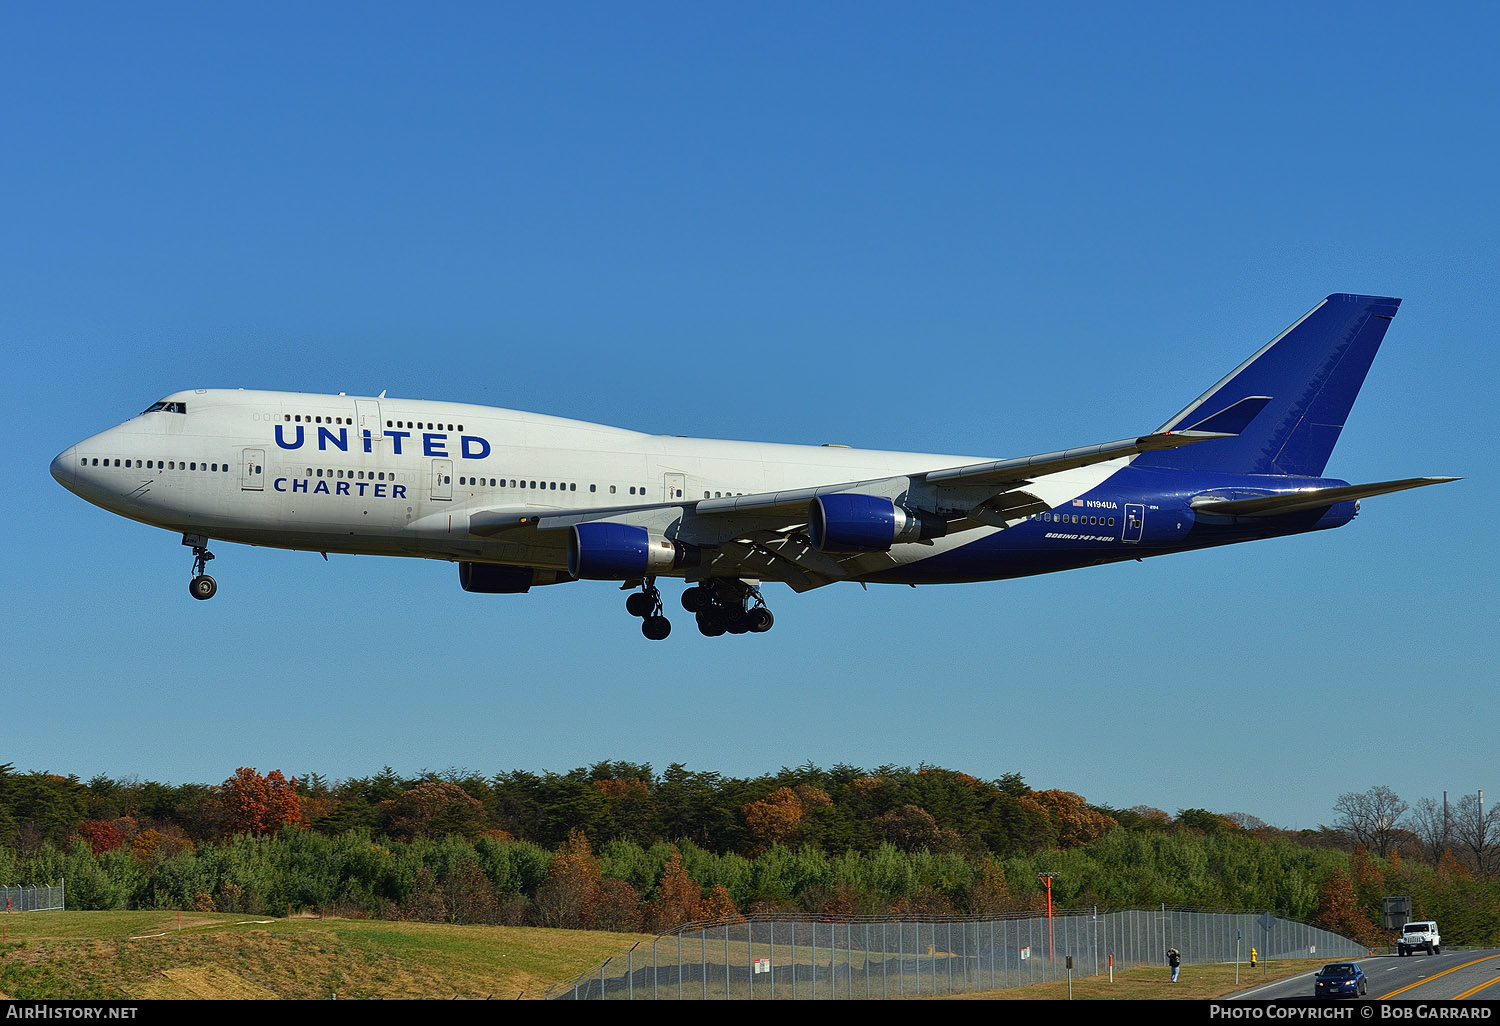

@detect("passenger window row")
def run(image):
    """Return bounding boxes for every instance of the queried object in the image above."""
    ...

[285,414,353,425]
[1031,513,1116,527]
[389,419,463,431]
[305,467,398,481]
[82,457,230,472]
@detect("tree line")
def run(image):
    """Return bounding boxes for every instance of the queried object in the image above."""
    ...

[0,765,1494,945]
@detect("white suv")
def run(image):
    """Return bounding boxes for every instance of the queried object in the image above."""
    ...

[1397,920,1441,956]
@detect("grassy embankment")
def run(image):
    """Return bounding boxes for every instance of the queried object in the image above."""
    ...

[0,910,1320,1001]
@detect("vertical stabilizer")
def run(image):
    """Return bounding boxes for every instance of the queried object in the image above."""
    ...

[1134,293,1400,476]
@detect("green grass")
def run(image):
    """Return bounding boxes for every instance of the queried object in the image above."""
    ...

[0,912,1325,1001]
[0,911,651,1000]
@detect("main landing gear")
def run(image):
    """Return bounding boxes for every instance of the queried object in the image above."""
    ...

[184,534,217,600]
[624,578,776,640]
[625,578,672,640]
[682,579,774,637]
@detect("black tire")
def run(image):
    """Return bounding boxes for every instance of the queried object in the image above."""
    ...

[641,615,671,640]
[1360,980,1366,995]
[747,607,774,633]
[626,593,653,617]
[189,575,217,600]
[681,588,706,613]
[696,610,726,637]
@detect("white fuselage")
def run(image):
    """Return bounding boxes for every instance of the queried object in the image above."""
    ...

[51,388,1005,574]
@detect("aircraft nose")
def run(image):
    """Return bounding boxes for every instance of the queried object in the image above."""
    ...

[51,446,77,490]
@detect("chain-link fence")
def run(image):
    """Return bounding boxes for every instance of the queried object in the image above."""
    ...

[548,907,1368,1000]
[1,882,65,912]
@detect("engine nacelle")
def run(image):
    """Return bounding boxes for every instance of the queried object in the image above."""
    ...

[808,494,946,552]
[458,562,574,593]
[567,522,700,580]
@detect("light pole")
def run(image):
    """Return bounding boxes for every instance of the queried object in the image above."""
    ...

[1038,873,1057,965]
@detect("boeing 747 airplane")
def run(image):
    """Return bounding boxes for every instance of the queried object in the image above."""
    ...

[52,294,1455,640]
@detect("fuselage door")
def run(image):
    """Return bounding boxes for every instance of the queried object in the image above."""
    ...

[1123,503,1145,543]
[664,472,685,503]
[431,459,453,501]
[241,448,265,491]
[355,399,383,442]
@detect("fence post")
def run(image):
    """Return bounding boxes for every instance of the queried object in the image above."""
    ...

[882,921,888,1000]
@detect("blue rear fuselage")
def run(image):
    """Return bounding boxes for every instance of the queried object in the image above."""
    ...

[871,466,1357,584]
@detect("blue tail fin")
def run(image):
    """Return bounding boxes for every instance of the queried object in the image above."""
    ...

[1133,294,1401,476]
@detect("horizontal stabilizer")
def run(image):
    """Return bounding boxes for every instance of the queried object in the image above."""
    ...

[1190,477,1458,517]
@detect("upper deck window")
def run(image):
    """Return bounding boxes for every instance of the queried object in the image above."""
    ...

[142,401,187,415]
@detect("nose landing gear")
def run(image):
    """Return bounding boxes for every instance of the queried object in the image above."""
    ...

[184,534,217,600]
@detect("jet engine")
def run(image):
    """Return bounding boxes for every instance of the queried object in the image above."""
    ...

[808,494,946,552]
[567,522,700,580]
[458,562,574,593]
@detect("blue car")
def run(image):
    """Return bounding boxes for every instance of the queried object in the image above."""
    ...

[1314,962,1367,998]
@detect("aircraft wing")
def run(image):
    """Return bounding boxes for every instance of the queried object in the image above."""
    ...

[918,430,1233,489]
[466,429,1234,589]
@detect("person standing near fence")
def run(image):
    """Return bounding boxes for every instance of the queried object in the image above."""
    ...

[1167,946,1181,983]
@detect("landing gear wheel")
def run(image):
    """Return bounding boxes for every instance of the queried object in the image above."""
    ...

[628,578,671,639]
[186,538,217,599]
[689,579,775,637]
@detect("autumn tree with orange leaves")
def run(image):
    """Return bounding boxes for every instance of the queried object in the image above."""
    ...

[1314,865,1382,947]
[1032,789,1116,847]
[532,828,604,929]
[220,767,303,836]
[643,849,702,932]
[743,787,806,849]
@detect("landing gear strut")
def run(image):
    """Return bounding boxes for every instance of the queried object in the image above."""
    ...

[184,534,217,600]
[683,579,774,637]
[625,577,672,640]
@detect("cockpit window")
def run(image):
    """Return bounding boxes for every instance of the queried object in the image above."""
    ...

[142,401,187,415]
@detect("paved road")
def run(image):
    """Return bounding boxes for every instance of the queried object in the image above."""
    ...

[1227,950,1500,1003]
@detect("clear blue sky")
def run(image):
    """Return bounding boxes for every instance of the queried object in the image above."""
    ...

[3,3,1493,832]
